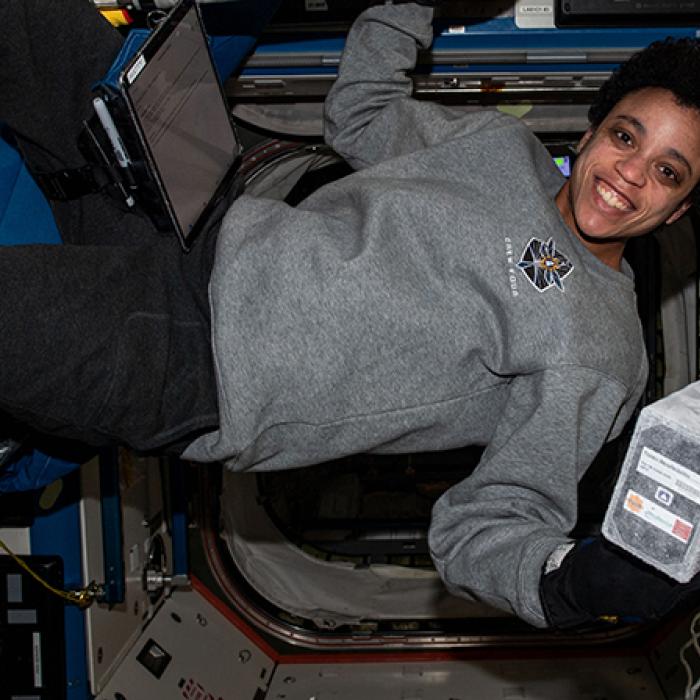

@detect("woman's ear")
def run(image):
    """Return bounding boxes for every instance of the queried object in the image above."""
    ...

[575,128,594,154]
[665,198,692,226]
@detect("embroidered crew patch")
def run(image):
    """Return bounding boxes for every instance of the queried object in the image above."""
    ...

[517,237,574,292]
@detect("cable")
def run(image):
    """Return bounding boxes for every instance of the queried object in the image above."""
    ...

[0,537,100,609]
[680,611,700,700]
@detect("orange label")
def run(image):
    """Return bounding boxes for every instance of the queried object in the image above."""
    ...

[625,492,644,513]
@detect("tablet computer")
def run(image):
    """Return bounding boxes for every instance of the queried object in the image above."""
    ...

[113,0,241,248]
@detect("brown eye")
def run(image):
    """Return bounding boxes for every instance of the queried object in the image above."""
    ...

[615,129,632,145]
[659,165,679,182]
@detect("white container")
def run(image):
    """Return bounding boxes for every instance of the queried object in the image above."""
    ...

[602,381,700,582]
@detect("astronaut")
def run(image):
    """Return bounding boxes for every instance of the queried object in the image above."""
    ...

[2,0,700,628]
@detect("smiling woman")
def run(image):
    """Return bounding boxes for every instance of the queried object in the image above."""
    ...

[555,87,700,270]
[0,0,699,633]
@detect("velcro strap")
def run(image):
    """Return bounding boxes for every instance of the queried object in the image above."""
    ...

[34,165,111,201]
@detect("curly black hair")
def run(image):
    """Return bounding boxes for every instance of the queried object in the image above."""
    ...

[589,37,700,126]
[589,37,700,208]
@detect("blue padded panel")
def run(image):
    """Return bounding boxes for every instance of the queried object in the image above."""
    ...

[0,133,61,245]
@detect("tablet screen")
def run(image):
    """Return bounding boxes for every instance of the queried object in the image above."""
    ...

[124,3,239,240]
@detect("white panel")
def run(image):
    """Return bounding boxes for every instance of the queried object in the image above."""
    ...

[268,657,665,700]
[81,452,171,694]
[0,527,31,555]
[97,588,275,700]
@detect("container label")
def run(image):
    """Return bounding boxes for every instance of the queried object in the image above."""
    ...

[623,489,693,544]
[126,54,146,86]
[636,446,700,506]
[305,0,328,10]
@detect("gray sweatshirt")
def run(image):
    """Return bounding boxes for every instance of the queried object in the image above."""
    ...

[183,3,648,626]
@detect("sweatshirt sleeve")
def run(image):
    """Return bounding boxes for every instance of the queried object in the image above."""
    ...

[324,2,504,169]
[428,367,633,628]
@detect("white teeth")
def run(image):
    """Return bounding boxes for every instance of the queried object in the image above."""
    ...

[596,182,629,211]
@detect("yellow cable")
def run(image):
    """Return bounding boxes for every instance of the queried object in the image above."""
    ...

[0,537,98,608]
